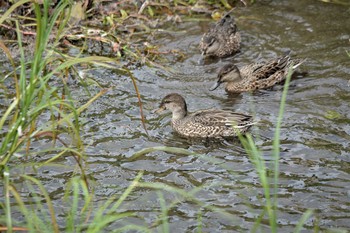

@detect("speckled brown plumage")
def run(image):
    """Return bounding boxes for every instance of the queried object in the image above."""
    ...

[210,52,305,93]
[199,13,241,58]
[156,93,253,138]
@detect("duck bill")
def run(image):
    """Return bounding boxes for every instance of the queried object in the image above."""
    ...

[155,105,166,114]
[209,81,221,91]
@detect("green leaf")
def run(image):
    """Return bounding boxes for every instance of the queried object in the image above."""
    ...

[120,9,128,19]
[147,6,154,17]
[325,110,341,120]
[220,0,232,9]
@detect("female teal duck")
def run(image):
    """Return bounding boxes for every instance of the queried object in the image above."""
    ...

[210,52,305,93]
[156,93,253,138]
[199,13,241,58]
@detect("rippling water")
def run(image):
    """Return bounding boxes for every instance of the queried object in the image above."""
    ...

[2,0,350,232]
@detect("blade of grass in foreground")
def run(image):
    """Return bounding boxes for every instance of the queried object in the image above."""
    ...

[271,64,296,230]
[23,175,59,233]
[293,210,313,233]
[64,177,95,233]
[157,191,170,233]
[86,171,143,233]
[196,209,203,233]
[0,0,31,25]
[120,68,149,136]
[239,133,275,230]
[4,168,12,232]
[236,64,312,232]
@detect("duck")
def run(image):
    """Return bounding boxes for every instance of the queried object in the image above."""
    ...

[199,12,241,58]
[155,93,253,138]
[210,52,305,93]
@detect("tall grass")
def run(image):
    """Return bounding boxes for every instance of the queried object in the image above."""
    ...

[1,0,99,168]
[0,1,328,232]
[237,66,313,232]
[1,171,145,232]
[0,0,143,232]
[130,67,315,232]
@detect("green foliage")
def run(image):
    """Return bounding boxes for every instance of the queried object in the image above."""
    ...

[0,1,340,232]
[1,0,80,167]
[237,65,312,232]
[0,0,139,231]
[129,67,317,232]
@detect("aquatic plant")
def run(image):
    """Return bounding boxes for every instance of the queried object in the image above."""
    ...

[1,0,345,232]
[132,68,316,232]
[0,0,143,231]
[236,66,313,232]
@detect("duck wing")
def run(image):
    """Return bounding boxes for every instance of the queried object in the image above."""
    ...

[191,109,252,127]
[244,54,291,81]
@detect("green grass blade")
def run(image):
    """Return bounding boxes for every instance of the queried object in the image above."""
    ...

[196,209,203,233]
[66,178,83,233]
[0,0,31,25]
[293,210,313,233]
[87,171,144,233]
[22,175,60,233]
[108,171,144,213]
[0,98,18,133]
[8,185,31,231]
[251,208,267,233]
[271,65,294,229]
[157,191,169,233]
[3,167,12,233]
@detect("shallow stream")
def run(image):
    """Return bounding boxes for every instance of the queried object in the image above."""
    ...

[2,0,350,232]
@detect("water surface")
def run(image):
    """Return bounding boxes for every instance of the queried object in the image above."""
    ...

[2,0,350,232]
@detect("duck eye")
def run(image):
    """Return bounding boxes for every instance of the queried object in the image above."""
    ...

[208,38,216,46]
[224,69,232,75]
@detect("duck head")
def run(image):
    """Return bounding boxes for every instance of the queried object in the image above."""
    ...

[210,64,242,91]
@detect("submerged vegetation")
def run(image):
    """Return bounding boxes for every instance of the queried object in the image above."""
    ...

[0,0,348,232]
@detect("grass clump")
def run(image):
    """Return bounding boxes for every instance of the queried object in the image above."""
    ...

[129,67,316,232]
[237,66,313,232]
[0,1,339,232]
[0,0,140,231]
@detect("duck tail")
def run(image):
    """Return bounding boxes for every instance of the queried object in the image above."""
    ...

[276,51,292,69]
[291,58,306,69]
[281,50,306,70]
